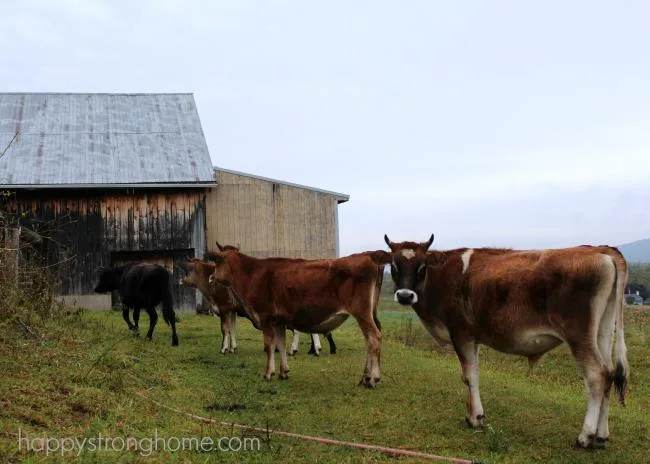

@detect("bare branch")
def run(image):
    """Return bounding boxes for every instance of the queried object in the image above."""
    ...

[0,131,20,160]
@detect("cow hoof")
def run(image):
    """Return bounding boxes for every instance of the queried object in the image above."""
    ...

[279,373,289,380]
[362,377,379,389]
[574,434,596,449]
[263,374,274,381]
[330,349,337,355]
[220,349,228,355]
[592,437,607,449]
[465,415,484,428]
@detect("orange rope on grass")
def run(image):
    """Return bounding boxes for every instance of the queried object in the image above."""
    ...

[135,391,481,464]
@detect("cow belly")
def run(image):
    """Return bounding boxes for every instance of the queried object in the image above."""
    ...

[310,313,349,333]
[291,308,349,333]
[505,332,563,356]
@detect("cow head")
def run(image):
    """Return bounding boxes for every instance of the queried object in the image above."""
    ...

[94,267,120,293]
[384,234,434,305]
[207,252,235,288]
[179,259,211,287]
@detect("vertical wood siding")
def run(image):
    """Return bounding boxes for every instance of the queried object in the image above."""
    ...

[205,171,338,259]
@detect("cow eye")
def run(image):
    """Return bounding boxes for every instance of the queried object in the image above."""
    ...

[417,263,426,279]
[390,263,398,276]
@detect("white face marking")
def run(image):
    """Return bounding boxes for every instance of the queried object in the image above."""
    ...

[461,249,474,274]
[401,249,416,259]
[394,289,418,304]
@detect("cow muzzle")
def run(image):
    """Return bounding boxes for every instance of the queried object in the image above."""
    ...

[394,289,418,305]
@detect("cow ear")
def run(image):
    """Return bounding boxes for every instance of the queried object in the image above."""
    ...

[216,241,224,252]
[366,250,392,265]
[422,234,434,250]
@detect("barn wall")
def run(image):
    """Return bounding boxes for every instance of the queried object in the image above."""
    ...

[206,171,339,259]
[3,189,206,311]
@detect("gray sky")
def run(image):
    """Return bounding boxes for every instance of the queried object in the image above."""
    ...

[4,0,649,254]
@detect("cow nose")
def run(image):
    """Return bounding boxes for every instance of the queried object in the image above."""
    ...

[395,289,418,305]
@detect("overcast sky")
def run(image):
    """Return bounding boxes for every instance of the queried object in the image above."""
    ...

[3,1,649,254]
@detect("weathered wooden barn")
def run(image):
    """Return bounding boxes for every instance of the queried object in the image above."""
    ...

[0,92,349,311]
[0,93,213,310]
[206,168,348,259]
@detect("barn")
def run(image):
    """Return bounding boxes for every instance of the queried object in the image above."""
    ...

[206,167,348,259]
[0,92,348,311]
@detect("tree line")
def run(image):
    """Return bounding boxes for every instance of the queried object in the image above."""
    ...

[627,263,650,300]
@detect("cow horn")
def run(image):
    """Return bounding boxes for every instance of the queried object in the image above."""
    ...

[216,241,224,251]
[384,234,392,247]
[423,234,434,250]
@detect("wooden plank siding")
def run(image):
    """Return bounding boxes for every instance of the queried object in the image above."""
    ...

[206,171,339,259]
[2,189,206,311]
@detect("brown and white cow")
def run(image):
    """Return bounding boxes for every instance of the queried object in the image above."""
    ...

[207,249,389,386]
[179,258,242,354]
[384,234,629,449]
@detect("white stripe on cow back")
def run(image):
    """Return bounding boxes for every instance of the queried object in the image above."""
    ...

[461,249,474,274]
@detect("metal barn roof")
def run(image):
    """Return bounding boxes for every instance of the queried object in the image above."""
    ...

[0,93,214,188]
[214,167,350,203]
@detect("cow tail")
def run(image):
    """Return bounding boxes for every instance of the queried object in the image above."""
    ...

[611,249,629,405]
[373,265,383,332]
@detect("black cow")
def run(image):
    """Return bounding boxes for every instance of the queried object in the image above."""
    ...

[94,263,179,346]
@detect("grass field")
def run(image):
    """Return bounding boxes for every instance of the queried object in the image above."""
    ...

[1,299,648,463]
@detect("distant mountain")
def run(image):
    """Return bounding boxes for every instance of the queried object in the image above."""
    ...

[619,239,650,263]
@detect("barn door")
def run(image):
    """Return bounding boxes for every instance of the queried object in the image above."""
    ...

[110,249,196,312]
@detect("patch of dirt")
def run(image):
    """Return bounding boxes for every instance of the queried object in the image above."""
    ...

[204,402,246,412]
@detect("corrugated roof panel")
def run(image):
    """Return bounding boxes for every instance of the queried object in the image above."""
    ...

[0,93,214,186]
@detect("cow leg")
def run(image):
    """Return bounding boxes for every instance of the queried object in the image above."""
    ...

[355,316,382,388]
[309,333,322,356]
[454,340,484,428]
[572,343,608,449]
[595,295,618,446]
[220,313,230,354]
[262,326,276,380]
[122,306,136,331]
[274,326,289,379]
[168,310,179,347]
[326,332,337,354]
[132,307,141,331]
[228,312,237,353]
[289,330,299,356]
[145,307,158,341]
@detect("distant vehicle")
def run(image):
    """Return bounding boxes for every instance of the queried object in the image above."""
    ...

[624,293,644,305]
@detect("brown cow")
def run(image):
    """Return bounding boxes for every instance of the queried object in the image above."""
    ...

[179,258,242,354]
[207,249,389,386]
[180,256,334,356]
[384,234,629,449]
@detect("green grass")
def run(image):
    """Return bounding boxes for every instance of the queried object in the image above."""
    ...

[1,300,649,463]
